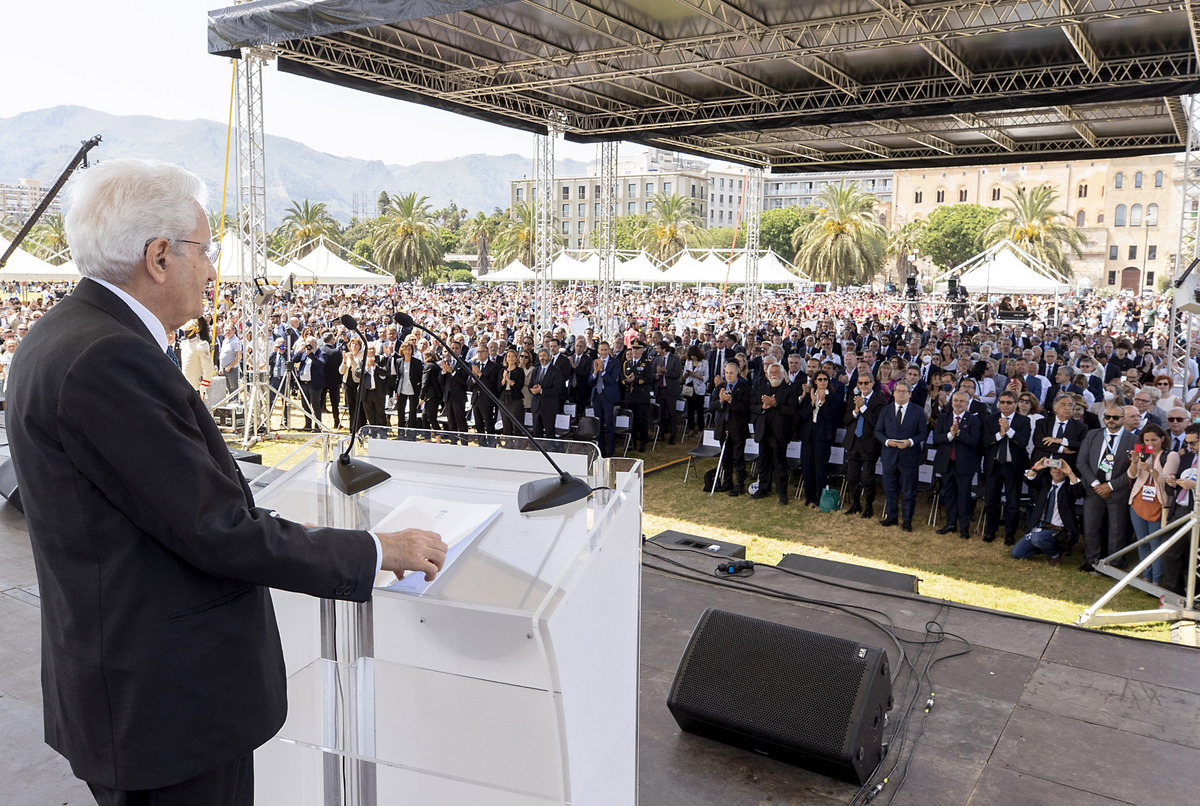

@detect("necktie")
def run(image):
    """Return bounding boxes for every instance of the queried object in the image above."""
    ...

[166,345,180,368]
[1042,484,1058,529]
[1000,418,1010,463]
[596,361,605,396]
[897,405,904,425]
[1055,421,1064,440]
[951,415,959,461]
[855,399,865,438]
[1175,435,1183,452]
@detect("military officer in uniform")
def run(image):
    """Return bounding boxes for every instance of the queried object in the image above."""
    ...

[623,339,653,451]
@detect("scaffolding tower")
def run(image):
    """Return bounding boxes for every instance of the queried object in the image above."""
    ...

[234,48,274,444]
[741,167,764,329]
[532,116,562,337]
[1169,96,1200,381]
[596,141,619,340]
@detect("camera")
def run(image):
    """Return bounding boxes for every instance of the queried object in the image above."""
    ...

[1045,457,1062,468]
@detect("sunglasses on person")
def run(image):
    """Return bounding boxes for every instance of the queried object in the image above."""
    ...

[1168,416,1188,422]
[1157,381,1172,387]
[1103,414,1124,421]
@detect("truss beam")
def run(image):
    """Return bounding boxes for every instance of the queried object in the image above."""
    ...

[1055,105,1099,147]
[533,119,559,337]
[742,168,763,327]
[597,141,619,341]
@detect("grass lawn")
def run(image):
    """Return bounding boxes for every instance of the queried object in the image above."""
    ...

[237,429,1174,643]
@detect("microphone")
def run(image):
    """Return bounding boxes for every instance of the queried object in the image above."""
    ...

[393,311,593,513]
[328,313,391,494]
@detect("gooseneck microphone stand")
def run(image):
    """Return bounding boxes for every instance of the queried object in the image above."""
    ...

[393,311,594,513]
[328,314,391,494]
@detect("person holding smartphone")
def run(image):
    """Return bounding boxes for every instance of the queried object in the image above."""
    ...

[1126,423,1179,587]
[1014,456,1083,565]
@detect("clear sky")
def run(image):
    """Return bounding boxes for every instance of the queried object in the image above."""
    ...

[2,0,602,165]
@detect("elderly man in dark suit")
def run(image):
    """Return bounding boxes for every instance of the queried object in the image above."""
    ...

[875,380,929,531]
[979,390,1032,545]
[750,360,797,504]
[930,390,982,539]
[653,339,684,445]
[5,159,446,804]
[440,340,471,440]
[530,346,564,438]
[842,371,886,519]
[292,335,326,431]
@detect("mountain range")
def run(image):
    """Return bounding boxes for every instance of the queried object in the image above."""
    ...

[0,106,591,227]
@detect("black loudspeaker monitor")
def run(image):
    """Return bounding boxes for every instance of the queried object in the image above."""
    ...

[667,608,892,785]
[0,458,22,513]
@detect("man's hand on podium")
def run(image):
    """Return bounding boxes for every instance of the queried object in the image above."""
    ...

[379,529,448,581]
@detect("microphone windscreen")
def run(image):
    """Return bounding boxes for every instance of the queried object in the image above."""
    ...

[393,311,415,328]
[340,313,358,330]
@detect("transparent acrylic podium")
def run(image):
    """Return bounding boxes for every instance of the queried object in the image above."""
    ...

[249,429,643,805]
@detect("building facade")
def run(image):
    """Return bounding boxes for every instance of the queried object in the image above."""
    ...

[0,179,62,226]
[763,169,895,227]
[892,154,1182,291]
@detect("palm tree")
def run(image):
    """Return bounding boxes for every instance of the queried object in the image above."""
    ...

[461,211,496,275]
[30,214,71,264]
[636,193,708,265]
[793,180,887,290]
[887,220,925,286]
[371,192,442,282]
[277,200,340,258]
[207,209,235,239]
[979,185,1083,278]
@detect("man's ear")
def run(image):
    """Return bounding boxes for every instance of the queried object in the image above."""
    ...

[144,237,171,285]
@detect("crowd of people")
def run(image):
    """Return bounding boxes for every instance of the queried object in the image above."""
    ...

[3,277,1196,598]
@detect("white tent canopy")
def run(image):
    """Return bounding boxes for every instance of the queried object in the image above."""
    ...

[729,250,807,283]
[217,231,290,283]
[0,237,79,282]
[479,260,536,281]
[286,240,394,286]
[618,251,668,283]
[933,240,1069,295]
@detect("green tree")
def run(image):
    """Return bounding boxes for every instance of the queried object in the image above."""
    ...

[887,220,926,284]
[462,212,496,274]
[917,204,1001,273]
[705,227,744,251]
[493,201,563,268]
[636,193,709,265]
[30,214,70,264]
[207,209,234,238]
[277,200,340,258]
[979,185,1084,278]
[586,214,648,251]
[371,192,442,282]
[793,180,887,290]
[759,206,816,261]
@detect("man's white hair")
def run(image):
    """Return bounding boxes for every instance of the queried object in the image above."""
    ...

[64,159,207,284]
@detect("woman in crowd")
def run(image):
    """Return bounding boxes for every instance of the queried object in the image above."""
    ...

[1127,423,1178,587]
[1017,392,1044,453]
[519,350,536,412]
[180,316,216,403]
[1153,373,1187,413]
[419,347,443,434]
[973,360,997,407]
[498,347,526,436]
[394,336,423,429]
[340,336,364,433]
[681,344,709,440]
[797,369,842,508]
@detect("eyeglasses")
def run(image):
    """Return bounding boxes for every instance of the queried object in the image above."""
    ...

[816,377,829,382]
[145,238,221,263]
[1168,416,1187,422]
[1134,398,1151,404]
[1103,415,1124,421]
[1187,440,1200,448]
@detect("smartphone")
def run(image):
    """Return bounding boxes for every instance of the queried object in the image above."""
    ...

[1045,457,1063,468]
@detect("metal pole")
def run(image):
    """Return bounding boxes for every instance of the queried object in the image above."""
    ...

[597,141,619,340]
[743,167,763,330]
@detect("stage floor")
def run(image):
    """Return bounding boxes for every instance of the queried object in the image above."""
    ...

[640,543,1200,805]
[4,497,1199,804]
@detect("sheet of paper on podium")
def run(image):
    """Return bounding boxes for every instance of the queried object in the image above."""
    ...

[372,496,503,595]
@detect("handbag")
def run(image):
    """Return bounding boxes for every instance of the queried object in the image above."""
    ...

[819,486,840,512]
[1132,482,1162,522]
[681,384,694,398]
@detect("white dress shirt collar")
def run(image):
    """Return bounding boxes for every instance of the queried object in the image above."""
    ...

[90,277,168,351]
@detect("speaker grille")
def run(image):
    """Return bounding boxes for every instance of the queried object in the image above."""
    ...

[671,609,870,757]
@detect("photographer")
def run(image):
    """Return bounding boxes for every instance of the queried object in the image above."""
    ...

[1013,456,1083,565]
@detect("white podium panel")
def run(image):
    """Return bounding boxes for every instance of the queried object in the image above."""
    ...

[252,431,642,805]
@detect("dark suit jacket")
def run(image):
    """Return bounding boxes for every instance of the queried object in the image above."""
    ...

[1076,427,1137,498]
[6,279,376,790]
[319,343,344,388]
[529,362,563,414]
[470,356,500,408]
[842,390,885,453]
[875,401,929,468]
[980,411,1032,474]
[751,379,798,444]
[1030,416,1089,469]
[292,345,326,389]
[1028,475,1083,546]
[797,388,842,444]
[710,378,751,443]
[591,355,622,404]
[394,354,423,398]
[930,409,982,476]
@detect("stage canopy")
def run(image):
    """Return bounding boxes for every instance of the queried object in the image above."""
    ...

[282,239,395,286]
[208,0,1199,172]
[479,260,536,282]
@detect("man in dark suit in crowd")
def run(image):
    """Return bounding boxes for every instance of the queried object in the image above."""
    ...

[590,340,622,457]
[711,359,752,496]
[360,342,389,427]
[904,364,928,407]
[653,340,683,445]
[706,332,730,382]
[875,380,929,531]
[1013,458,1083,565]
[470,343,501,435]
[842,372,885,519]
[530,346,564,438]
[569,336,595,410]
[292,335,326,431]
[5,159,446,805]
[979,391,1032,544]
[318,331,344,428]
[1163,423,1200,594]
[623,339,653,451]
[750,361,797,504]
[930,391,982,539]
[1076,405,1137,573]
[1031,394,1089,472]
[440,340,470,440]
